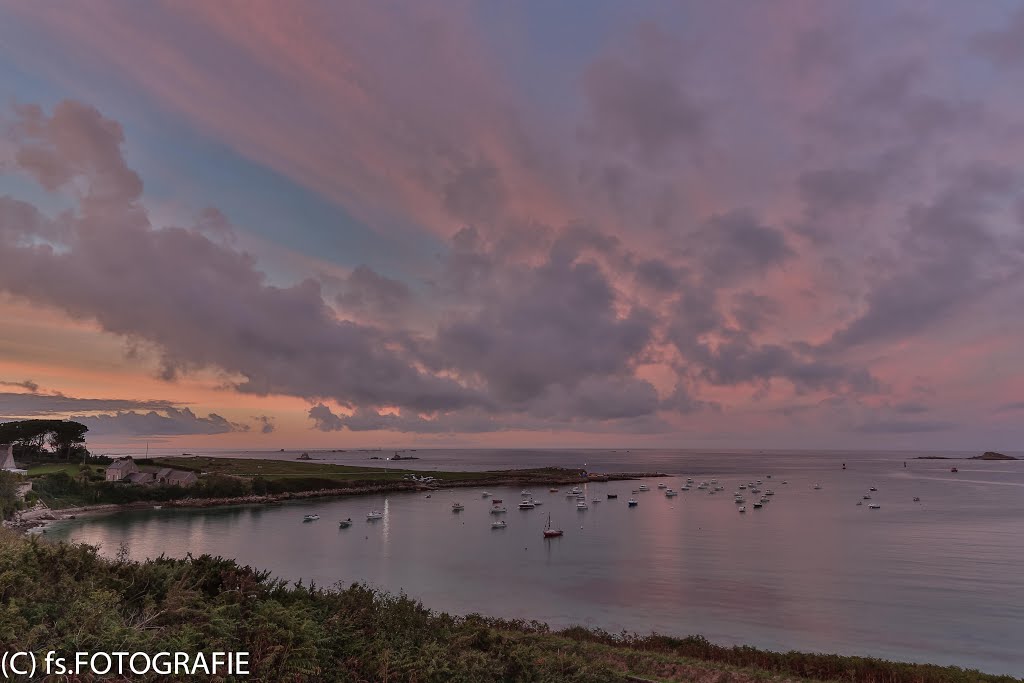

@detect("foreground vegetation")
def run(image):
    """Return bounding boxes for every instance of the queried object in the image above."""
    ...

[0,531,1017,683]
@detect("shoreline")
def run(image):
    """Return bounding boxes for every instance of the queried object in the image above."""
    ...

[9,469,664,533]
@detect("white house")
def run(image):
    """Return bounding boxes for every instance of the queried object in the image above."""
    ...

[0,443,28,475]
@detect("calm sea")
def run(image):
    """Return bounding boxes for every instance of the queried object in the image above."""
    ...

[46,450,1024,676]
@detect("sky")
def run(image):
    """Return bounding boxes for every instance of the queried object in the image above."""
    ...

[0,1,1023,452]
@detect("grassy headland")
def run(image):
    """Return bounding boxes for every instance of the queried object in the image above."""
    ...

[19,455,659,515]
[0,530,1017,683]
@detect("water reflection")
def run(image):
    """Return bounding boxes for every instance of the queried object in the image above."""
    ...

[47,455,1024,676]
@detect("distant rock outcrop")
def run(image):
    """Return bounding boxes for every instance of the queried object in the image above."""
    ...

[970,451,1018,460]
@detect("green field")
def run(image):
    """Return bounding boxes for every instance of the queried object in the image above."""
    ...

[26,463,105,477]
[151,456,574,484]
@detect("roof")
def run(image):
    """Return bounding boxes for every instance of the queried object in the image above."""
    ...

[125,471,153,484]
[106,457,136,472]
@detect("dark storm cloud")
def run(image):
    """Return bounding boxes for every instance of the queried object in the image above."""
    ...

[0,391,175,417]
[581,57,705,163]
[336,265,413,315]
[851,418,955,434]
[690,210,794,286]
[441,160,506,224]
[435,252,653,405]
[0,100,480,415]
[730,292,780,334]
[0,379,39,392]
[75,407,246,436]
[972,7,1024,68]
[827,164,1024,351]
[253,415,276,434]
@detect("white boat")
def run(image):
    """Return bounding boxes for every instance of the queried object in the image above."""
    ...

[863,495,871,500]
[570,486,582,495]
[782,480,788,484]
[738,506,746,513]
[627,498,638,507]
[734,497,745,504]
[711,479,718,484]
[592,498,601,503]
[490,505,507,514]
[452,502,465,512]
[638,484,650,491]
[481,492,491,498]
[576,500,588,510]
[521,490,531,496]
[657,482,667,489]
[339,518,353,528]
[533,500,544,506]
[491,520,507,529]
[868,503,881,509]
[518,500,535,510]
[869,487,878,492]
[738,484,747,490]
[753,502,763,509]
[303,514,320,522]
[680,486,690,491]
[765,490,775,496]
[813,483,822,490]
[665,489,677,497]
[366,511,383,520]
[686,478,693,483]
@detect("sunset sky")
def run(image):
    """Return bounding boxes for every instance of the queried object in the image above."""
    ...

[1,1,1023,452]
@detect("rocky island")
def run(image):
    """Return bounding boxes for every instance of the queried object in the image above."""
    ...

[916,450,1018,460]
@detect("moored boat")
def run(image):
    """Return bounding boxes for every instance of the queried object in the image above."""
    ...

[627,498,638,507]
[452,502,465,512]
[607,493,618,499]
[543,513,563,537]
[518,499,536,510]
[339,518,352,528]
[491,520,507,529]
[366,511,383,520]
[303,514,320,522]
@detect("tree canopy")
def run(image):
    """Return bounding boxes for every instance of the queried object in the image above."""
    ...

[0,419,89,459]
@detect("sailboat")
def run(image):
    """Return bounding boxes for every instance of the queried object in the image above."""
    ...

[543,513,563,538]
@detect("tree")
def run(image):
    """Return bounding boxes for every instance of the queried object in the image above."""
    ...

[0,471,22,519]
[0,420,89,460]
